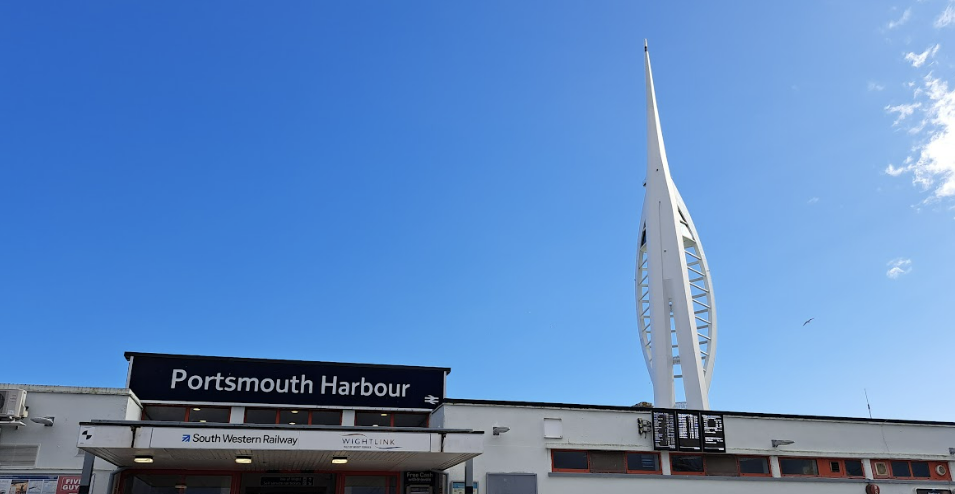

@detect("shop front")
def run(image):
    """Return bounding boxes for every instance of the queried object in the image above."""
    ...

[75,353,483,494]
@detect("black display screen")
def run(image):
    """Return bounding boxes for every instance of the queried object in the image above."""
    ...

[652,409,726,452]
[652,410,677,450]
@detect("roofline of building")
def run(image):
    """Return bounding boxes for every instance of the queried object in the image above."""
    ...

[0,383,134,396]
[441,398,955,427]
[80,419,484,434]
[124,351,452,374]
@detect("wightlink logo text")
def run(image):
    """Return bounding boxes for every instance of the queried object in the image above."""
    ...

[340,433,400,450]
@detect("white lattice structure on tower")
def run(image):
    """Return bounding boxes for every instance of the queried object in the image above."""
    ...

[636,43,717,410]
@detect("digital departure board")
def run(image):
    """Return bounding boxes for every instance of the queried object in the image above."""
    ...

[652,409,726,452]
[701,413,726,452]
[651,410,676,450]
[676,412,702,451]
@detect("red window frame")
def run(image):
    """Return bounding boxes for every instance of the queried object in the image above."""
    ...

[817,458,865,478]
[872,459,952,481]
[308,409,345,426]
[243,408,343,425]
[550,450,591,473]
[354,411,430,428]
[778,457,820,477]
[186,406,231,423]
[140,405,232,423]
[624,451,663,475]
[669,453,706,476]
[737,456,772,477]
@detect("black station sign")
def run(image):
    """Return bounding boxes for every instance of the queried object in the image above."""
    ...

[126,353,448,410]
[652,409,726,453]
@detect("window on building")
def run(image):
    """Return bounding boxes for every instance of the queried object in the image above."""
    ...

[355,412,428,428]
[845,460,864,478]
[738,457,770,476]
[704,455,739,477]
[278,410,305,425]
[779,458,818,476]
[392,413,428,427]
[626,453,660,473]
[124,475,232,494]
[589,452,626,474]
[670,455,704,474]
[891,461,912,478]
[141,405,229,423]
[245,409,278,424]
[356,412,392,427]
[187,407,230,423]
[551,450,663,475]
[310,410,343,425]
[819,459,866,478]
[551,451,589,472]
[911,461,931,478]
[245,408,342,425]
[142,406,187,421]
[874,460,950,480]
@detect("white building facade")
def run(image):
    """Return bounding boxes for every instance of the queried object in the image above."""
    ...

[437,399,955,494]
[0,385,141,494]
[3,354,954,494]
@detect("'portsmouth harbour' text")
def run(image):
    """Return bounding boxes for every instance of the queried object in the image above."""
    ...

[170,369,412,397]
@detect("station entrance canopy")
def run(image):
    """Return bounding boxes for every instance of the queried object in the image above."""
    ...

[77,421,483,471]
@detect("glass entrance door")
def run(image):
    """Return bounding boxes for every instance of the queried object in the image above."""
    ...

[341,475,396,494]
[242,474,336,494]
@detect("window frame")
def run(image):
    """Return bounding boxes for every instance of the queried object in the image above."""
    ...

[778,457,820,477]
[587,451,627,474]
[550,450,591,473]
[668,453,706,476]
[354,411,429,428]
[872,459,952,481]
[737,456,772,477]
[140,404,187,422]
[243,408,343,425]
[624,452,663,475]
[140,405,232,423]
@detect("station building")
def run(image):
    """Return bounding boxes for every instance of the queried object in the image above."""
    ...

[1,352,954,494]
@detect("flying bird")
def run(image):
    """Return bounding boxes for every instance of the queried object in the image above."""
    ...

[802,318,815,326]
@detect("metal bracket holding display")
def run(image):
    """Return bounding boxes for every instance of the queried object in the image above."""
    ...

[637,418,652,437]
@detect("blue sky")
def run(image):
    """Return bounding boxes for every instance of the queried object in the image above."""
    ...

[2,1,953,421]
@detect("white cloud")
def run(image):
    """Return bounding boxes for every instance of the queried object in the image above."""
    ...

[882,6,955,207]
[885,164,907,176]
[903,44,940,67]
[807,197,820,204]
[935,3,955,27]
[886,258,913,279]
[905,75,955,198]
[885,102,921,125]
[888,8,912,29]
[868,81,886,91]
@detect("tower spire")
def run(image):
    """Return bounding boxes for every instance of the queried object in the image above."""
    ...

[636,45,718,410]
